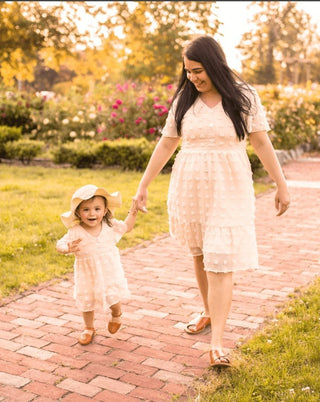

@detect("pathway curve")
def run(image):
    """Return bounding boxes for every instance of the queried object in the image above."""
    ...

[0,154,319,401]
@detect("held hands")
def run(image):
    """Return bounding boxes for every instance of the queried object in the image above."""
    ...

[132,188,148,213]
[275,186,291,216]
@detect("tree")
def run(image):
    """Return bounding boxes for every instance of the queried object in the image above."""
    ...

[98,1,221,83]
[0,1,85,87]
[237,1,319,85]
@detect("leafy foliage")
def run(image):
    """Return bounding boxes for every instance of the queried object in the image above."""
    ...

[238,1,319,85]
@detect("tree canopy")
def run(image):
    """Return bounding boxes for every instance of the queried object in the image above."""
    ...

[237,1,319,85]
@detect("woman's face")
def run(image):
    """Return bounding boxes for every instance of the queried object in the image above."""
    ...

[184,56,216,94]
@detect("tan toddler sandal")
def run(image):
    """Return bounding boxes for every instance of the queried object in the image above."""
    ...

[209,349,232,368]
[185,312,211,334]
[78,327,95,345]
[108,312,122,334]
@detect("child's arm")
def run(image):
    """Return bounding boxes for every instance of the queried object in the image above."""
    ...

[124,198,139,232]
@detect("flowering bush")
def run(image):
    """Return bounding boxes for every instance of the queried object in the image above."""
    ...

[257,84,320,150]
[0,83,319,157]
[27,81,175,144]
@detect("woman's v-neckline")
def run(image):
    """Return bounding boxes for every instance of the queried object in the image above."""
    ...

[198,96,221,110]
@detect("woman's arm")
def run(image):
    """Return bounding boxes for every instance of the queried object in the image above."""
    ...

[248,130,290,216]
[134,136,180,211]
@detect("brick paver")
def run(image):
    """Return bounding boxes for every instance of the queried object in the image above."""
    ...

[0,155,319,401]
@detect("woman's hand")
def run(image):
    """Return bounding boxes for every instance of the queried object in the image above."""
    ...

[133,187,148,213]
[275,185,291,216]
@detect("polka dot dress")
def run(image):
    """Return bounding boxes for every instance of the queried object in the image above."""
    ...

[56,219,130,311]
[162,87,270,273]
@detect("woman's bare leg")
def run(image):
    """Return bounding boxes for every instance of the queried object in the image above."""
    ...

[193,255,210,315]
[207,271,233,353]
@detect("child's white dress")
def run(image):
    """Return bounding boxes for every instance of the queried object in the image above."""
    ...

[162,87,270,273]
[56,219,130,312]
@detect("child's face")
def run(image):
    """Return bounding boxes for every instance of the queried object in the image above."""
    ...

[77,196,107,229]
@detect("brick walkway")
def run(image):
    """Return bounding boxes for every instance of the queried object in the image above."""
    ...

[1,155,320,401]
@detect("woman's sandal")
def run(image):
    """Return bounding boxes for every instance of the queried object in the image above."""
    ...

[209,349,232,368]
[78,327,95,345]
[108,312,122,334]
[184,312,211,335]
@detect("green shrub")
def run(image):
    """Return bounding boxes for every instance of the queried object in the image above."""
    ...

[0,125,22,157]
[0,92,40,133]
[52,140,97,168]
[5,139,44,164]
[52,138,179,171]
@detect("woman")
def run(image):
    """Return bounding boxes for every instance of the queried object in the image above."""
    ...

[134,35,290,367]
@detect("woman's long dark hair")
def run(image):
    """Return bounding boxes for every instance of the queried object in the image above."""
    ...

[172,35,253,141]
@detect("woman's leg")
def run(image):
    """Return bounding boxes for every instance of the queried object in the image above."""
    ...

[185,255,211,334]
[207,271,233,353]
[193,255,210,315]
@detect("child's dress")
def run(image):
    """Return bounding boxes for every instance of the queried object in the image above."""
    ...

[56,219,130,312]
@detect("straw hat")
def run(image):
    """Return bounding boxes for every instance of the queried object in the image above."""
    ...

[61,184,122,228]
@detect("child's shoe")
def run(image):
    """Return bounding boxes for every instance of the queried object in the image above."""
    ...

[108,312,122,334]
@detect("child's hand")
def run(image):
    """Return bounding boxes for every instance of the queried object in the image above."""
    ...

[67,238,82,253]
[128,198,139,216]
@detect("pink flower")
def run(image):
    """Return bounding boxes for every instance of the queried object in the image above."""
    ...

[167,84,173,90]
[153,96,159,101]
[102,137,109,141]
[135,117,142,125]
[153,104,161,109]
[116,99,122,105]
[149,128,156,134]
[111,112,117,117]
[119,118,125,123]
[97,127,102,133]
[131,83,136,88]
[112,104,119,109]
[98,105,102,111]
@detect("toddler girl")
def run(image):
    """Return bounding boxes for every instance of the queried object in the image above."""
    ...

[56,184,138,345]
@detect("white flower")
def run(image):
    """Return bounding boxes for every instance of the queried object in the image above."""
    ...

[87,131,95,137]
[62,118,69,125]
[72,116,80,122]
[43,118,49,125]
[69,131,77,138]
[78,110,84,116]
[88,113,96,119]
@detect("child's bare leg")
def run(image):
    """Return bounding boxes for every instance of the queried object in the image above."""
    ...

[82,310,94,328]
[108,302,122,334]
[78,310,95,345]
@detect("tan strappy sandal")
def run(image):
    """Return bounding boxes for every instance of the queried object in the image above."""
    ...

[108,312,122,334]
[209,349,232,368]
[78,327,95,345]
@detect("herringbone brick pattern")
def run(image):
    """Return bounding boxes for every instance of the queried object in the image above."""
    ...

[0,155,319,401]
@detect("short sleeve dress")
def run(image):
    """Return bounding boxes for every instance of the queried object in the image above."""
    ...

[162,86,270,273]
[56,219,131,312]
